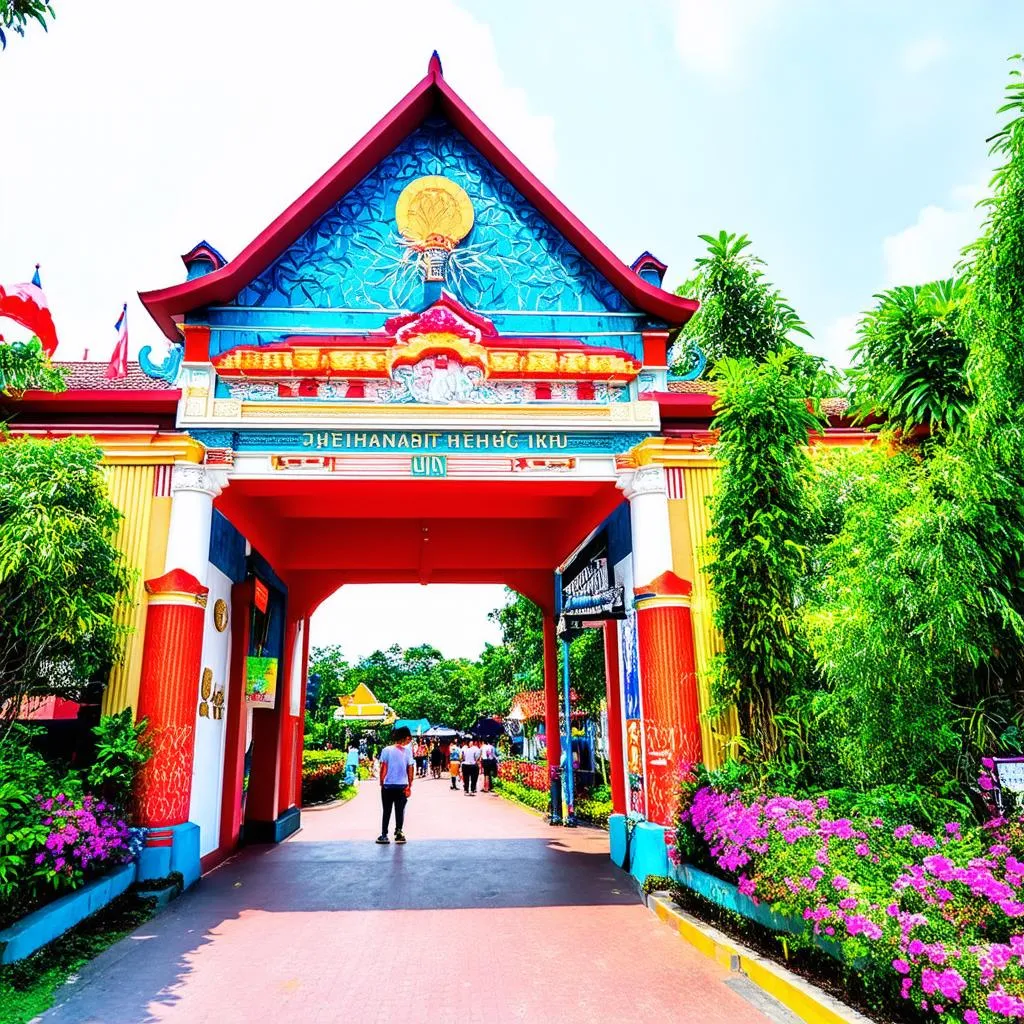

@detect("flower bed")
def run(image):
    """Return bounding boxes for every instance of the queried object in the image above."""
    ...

[301,750,356,805]
[674,775,1024,1023]
[498,757,549,792]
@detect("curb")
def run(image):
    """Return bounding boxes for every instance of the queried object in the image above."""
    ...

[646,893,872,1024]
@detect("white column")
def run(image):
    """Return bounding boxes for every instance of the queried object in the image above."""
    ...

[618,465,673,589]
[165,463,228,584]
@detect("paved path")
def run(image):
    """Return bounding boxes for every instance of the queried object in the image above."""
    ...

[43,776,777,1023]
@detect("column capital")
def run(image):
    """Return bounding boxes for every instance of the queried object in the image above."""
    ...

[617,464,667,501]
[145,568,210,608]
[171,463,229,498]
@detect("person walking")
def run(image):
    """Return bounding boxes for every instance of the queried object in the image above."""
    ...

[448,740,462,790]
[376,726,414,845]
[429,742,442,779]
[462,738,481,796]
[481,739,498,792]
[414,738,428,778]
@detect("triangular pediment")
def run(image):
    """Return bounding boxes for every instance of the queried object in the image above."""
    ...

[234,121,633,316]
[140,58,697,340]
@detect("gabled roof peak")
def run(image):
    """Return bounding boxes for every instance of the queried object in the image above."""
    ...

[140,62,698,340]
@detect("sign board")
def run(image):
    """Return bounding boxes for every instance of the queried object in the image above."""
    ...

[557,531,625,639]
[193,428,653,456]
[254,578,269,613]
[411,454,447,477]
[245,655,278,708]
[995,758,1024,793]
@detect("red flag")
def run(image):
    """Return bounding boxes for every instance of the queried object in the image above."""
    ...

[106,304,128,380]
[0,264,59,356]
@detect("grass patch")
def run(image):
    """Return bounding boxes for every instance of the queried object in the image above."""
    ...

[0,892,155,1023]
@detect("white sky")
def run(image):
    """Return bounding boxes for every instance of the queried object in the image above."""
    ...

[309,585,506,662]
[2,0,1018,655]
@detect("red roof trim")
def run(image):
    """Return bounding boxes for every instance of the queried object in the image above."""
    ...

[139,62,699,342]
[16,388,181,404]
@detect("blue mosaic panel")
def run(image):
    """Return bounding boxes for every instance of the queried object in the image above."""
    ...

[235,121,632,316]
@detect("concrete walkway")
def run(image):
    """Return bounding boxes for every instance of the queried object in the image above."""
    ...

[43,776,776,1023]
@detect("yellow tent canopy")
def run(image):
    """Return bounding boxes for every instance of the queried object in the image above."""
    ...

[333,682,396,725]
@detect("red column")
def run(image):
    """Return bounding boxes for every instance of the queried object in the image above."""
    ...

[135,569,209,828]
[276,615,303,817]
[602,621,627,816]
[542,614,561,771]
[634,571,702,827]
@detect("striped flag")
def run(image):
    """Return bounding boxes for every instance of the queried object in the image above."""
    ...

[106,304,128,380]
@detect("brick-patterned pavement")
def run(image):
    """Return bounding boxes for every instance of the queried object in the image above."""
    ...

[42,775,774,1023]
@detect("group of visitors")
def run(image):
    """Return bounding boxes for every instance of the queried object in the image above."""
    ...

[411,739,449,779]
[375,727,501,845]
[447,738,498,795]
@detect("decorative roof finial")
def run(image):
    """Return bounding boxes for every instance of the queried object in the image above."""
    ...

[428,50,443,78]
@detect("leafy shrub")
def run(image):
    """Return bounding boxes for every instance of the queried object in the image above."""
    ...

[642,874,674,895]
[575,798,613,829]
[495,779,549,813]
[87,710,151,810]
[591,783,612,803]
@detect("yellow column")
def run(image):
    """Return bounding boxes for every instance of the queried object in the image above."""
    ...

[628,438,739,769]
[101,464,155,715]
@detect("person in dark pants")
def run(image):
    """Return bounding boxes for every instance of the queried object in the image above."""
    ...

[376,726,414,844]
[462,738,481,795]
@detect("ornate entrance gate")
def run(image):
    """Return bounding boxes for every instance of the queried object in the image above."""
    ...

[7,54,799,886]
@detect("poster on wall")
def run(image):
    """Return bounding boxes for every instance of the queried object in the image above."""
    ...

[245,656,278,708]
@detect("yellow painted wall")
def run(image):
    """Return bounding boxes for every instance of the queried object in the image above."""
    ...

[666,464,740,769]
[101,465,155,715]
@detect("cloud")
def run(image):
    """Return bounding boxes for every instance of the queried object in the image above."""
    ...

[882,181,986,287]
[810,313,861,370]
[0,0,557,360]
[901,36,950,74]
[674,0,781,77]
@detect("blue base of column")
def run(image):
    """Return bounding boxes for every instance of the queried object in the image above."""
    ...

[548,777,562,825]
[245,807,301,844]
[609,814,627,867]
[137,823,201,890]
[629,822,670,883]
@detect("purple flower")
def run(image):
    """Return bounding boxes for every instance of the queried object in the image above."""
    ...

[832,876,850,891]
[979,775,994,791]
[892,959,911,974]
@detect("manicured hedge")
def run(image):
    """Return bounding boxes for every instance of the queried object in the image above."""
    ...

[301,750,355,805]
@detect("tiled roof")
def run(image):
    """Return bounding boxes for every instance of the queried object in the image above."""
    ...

[667,380,712,393]
[54,362,177,391]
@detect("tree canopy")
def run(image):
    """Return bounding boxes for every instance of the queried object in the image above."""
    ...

[0,0,54,49]
[0,435,133,743]
[307,589,609,737]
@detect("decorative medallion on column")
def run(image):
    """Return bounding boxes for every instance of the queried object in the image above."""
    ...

[633,570,702,827]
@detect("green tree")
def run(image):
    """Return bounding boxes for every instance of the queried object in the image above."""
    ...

[848,279,970,434]
[676,231,810,364]
[705,350,824,762]
[0,338,66,397]
[0,0,54,48]
[0,435,133,744]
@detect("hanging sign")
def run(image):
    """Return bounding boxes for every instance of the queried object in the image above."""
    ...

[995,758,1024,793]
[245,655,278,708]
[254,578,269,613]
[557,532,625,639]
